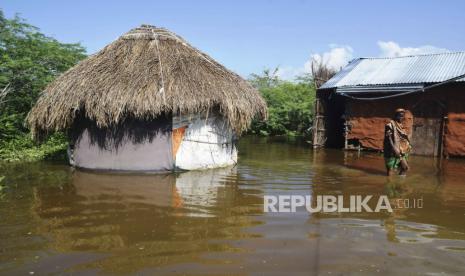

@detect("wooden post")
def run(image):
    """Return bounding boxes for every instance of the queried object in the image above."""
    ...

[313,98,320,148]
[438,115,447,169]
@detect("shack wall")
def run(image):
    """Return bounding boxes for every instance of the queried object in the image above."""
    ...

[321,83,465,157]
[71,112,237,171]
[346,101,413,150]
[73,118,174,171]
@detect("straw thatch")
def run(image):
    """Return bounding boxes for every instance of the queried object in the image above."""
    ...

[27,25,267,138]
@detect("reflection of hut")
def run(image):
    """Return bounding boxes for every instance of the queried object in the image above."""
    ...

[31,167,244,254]
[26,165,264,274]
[71,166,237,212]
[27,25,267,171]
[72,171,180,207]
[313,52,465,157]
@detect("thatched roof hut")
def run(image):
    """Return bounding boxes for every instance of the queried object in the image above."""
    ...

[27,24,266,137]
[27,25,267,171]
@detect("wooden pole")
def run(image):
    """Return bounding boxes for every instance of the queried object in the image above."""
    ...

[313,98,319,148]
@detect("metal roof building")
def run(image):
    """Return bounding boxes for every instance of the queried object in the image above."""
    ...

[314,51,465,158]
[321,52,465,94]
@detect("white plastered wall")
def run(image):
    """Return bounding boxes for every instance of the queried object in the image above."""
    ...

[174,113,237,171]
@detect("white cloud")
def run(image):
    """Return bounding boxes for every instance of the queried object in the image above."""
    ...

[275,41,450,81]
[309,45,354,71]
[276,45,353,81]
[377,41,450,57]
[275,66,306,81]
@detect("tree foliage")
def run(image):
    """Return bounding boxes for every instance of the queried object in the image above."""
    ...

[249,68,316,136]
[0,10,86,139]
[0,10,86,161]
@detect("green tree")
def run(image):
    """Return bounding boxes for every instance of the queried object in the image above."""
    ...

[249,68,316,136]
[0,10,86,140]
[249,67,280,89]
[0,10,86,161]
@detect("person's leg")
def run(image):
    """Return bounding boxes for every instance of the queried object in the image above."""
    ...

[385,158,395,176]
[398,167,407,176]
[386,168,391,176]
[398,155,409,176]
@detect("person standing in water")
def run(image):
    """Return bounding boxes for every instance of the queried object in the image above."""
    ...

[384,108,411,176]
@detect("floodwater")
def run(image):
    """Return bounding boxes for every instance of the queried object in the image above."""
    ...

[1,136,464,275]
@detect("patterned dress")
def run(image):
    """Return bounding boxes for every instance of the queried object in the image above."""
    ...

[383,120,411,169]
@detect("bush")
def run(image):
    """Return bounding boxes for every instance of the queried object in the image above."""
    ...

[0,132,68,162]
[0,10,85,161]
[248,69,316,136]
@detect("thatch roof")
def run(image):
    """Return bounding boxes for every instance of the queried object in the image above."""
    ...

[27,25,267,138]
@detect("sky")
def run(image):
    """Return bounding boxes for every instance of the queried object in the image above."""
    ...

[2,0,465,80]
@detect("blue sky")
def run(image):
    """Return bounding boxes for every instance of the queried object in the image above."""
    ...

[3,0,465,80]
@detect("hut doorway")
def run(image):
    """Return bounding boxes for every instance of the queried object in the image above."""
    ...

[313,92,346,148]
[411,100,445,157]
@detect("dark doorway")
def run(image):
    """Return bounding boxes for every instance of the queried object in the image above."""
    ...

[324,94,346,148]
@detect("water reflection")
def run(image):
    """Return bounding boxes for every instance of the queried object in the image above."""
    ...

[0,137,464,274]
[68,167,238,215]
[310,149,465,274]
[25,166,265,274]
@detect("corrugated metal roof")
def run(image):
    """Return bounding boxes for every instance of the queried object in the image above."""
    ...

[336,84,424,94]
[320,52,465,89]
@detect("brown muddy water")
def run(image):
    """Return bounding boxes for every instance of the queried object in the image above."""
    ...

[0,136,465,275]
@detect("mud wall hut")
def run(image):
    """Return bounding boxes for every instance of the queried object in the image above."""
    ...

[27,25,267,171]
[313,52,465,157]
